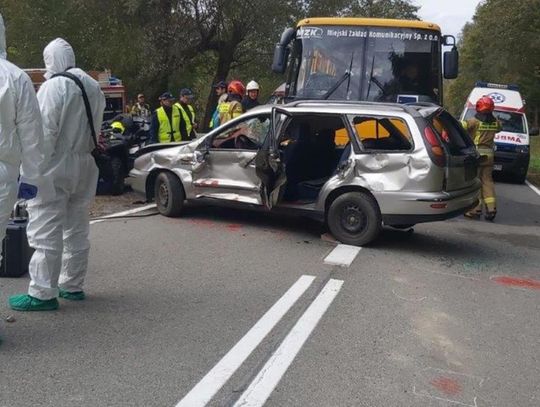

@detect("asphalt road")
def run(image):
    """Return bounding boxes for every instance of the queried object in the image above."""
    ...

[0,181,539,407]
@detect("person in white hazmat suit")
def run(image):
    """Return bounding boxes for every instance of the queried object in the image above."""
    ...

[0,14,46,267]
[9,38,105,311]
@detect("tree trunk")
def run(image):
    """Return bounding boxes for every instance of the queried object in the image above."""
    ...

[202,48,235,132]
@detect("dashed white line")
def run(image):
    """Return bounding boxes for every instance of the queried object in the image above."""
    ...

[233,278,344,407]
[89,203,156,224]
[176,275,316,407]
[324,244,361,267]
[525,180,540,198]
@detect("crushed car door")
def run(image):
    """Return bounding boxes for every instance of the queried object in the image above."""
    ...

[255,107,290,209]
[191,114,271,205]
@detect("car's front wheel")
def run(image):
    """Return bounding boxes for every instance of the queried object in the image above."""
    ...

[327,192,382,246]
[154,172,185,217]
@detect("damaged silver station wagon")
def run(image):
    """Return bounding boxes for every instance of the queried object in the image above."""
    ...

[128,101,480,245]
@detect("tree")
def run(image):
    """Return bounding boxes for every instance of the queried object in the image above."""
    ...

[445,0,540,125]
[305,0,418,19]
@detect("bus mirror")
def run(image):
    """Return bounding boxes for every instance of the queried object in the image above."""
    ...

[272,45,289,74]
[279,28,296,46]
[272,28,295,74]
[444,47,459,79]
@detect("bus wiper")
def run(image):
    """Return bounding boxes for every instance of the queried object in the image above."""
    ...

[322,71,350,100]
[366,55,385,96]
[323,53,354,100]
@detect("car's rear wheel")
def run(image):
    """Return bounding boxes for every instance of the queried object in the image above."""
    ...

[154,172,185,217]
[327,192,382,246]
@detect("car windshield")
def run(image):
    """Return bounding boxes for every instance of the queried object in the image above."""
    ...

[289,26,441,103]
[463,109,526,133]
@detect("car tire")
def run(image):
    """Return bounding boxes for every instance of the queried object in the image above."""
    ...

[327,192,382,246]
[110,157,125,196]
[154,172,185,217]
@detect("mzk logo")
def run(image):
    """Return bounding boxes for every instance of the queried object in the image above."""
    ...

[297,27,323,39]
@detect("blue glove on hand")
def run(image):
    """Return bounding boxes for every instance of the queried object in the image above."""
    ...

[18,182,38,200]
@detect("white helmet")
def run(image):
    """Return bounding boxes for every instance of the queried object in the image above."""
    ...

[246,80,260,92]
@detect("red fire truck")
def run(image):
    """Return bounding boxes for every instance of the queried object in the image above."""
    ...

[24,69,127,121]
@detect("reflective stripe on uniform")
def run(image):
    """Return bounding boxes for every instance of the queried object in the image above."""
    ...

[477,147,494,156]
[478,122,500,132]
[484,197,496,204]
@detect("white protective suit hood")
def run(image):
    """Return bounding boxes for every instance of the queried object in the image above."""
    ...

[0,13,7,59]
[43,38,75,79]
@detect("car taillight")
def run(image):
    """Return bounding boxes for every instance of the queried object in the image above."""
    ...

[424,127,446,166]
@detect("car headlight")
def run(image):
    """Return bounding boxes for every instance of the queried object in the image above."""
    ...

[515,145,529,154]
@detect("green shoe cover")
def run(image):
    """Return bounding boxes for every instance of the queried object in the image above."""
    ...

[59,289,85,301]
[9,294,59,311]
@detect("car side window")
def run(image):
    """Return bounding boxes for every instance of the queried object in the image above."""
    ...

[211,115,271,150]
[348,115,413,152]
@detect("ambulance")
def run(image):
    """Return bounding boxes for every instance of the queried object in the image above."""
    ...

[460,82,539,183]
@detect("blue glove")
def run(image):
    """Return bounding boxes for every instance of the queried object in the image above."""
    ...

[18,182,38,200]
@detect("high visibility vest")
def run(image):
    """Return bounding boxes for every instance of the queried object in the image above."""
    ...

[157,106,181,143]
[175,103,196,136]
[462,118,501,155]
[219,100,243,124]
[209,101,231,128]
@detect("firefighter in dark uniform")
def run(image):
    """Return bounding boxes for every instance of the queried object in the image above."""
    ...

[462,96,501,221]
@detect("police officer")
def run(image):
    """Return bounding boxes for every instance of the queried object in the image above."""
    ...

[462,96,501,221]
[149,92,181,143]
[176,88,197,140]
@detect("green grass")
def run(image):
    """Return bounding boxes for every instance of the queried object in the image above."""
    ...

[528,136,540,186]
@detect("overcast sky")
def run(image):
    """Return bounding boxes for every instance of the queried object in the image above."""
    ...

[414,0,483,39]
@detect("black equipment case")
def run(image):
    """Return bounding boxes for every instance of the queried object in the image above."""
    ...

[0,202,33,278]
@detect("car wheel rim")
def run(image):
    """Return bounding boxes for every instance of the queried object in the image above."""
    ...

[340,203,367,234]
[158,182,169,207]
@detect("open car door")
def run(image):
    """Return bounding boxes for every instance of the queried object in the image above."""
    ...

[255,107,290,209]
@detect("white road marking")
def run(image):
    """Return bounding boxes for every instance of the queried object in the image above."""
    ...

[90,203,156,224]
[176,275,316,407]
[233,279,344,407]
[324,244,361,267]
[525,180,540,198]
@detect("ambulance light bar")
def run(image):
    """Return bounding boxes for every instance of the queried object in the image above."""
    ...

[475,81,519,91]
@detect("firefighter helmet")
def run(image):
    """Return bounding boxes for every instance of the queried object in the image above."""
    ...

[246,80,260,91]
[476,96,495,113]
[228,80,245,96]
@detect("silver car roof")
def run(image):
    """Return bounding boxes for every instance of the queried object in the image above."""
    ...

[249,101,441,119]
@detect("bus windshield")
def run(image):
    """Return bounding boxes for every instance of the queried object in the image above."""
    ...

[289,26,441,104]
